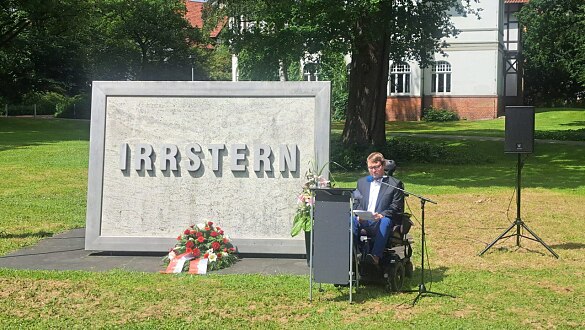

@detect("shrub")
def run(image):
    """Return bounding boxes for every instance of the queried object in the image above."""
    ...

[422,106,459,122]
[535,129,585,141]
[54,93,91,119]
[330,136,492,171]
[24,91,66,115]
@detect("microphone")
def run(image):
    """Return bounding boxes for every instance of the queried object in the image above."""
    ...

[367,175,408,197]
[366,175,381,182]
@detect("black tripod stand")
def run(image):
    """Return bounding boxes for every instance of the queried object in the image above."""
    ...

[404,194,454,305]
[479,154,559,258]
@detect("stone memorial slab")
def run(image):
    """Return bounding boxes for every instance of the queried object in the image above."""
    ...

[86,81,330,254]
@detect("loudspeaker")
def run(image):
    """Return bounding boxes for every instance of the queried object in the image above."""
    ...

[505,106,534,154]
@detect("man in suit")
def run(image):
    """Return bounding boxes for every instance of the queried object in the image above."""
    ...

[353,152,404,265]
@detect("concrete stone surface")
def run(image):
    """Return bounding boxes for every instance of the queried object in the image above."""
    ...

[0,228,309,275]
[86,81,331,254]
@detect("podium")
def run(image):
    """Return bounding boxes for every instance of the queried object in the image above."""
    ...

[309,187,357,303]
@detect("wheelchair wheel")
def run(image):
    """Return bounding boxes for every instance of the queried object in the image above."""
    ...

[385,262,405,292]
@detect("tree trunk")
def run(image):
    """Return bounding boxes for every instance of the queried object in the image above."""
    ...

[342,20,390,146]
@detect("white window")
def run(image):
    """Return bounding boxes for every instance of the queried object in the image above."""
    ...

[432,61,451,93]
[389,62,411,95]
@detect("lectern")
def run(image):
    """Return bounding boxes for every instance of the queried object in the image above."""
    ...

[309,188,357,303]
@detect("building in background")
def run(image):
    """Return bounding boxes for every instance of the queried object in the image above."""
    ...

[185,0,529,121]
[387,0,528,121]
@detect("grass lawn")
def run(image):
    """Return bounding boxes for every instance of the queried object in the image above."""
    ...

[331,107,585,139]
[1,116,584,328]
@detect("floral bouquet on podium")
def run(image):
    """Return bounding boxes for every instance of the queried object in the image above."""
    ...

[290,164,330,237]
[162,221,238,274]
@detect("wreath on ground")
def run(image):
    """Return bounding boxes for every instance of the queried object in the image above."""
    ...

[163,221,238,273]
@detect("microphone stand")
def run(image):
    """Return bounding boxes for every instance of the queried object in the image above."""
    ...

[378,177,454,306]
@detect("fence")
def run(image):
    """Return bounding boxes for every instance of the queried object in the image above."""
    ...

[1,102,90,119]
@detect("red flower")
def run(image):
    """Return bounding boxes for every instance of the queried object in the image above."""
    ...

[217,253,222,259]
[212,241,220,251]
[207,221,214,227]
[189,230,196,235]
[210,231,218,237]
[184,229,190,235]
[197,236,205,243]
[204,253,209,258]
[186,240,194,249]
[229,247,236,252]
[186,247,192,254]
[204,227,211,231]
[176,235,181,241]
[219,230,224,235]
[223,238,229,244]
[192,248,200,257]
[196,232,203,237]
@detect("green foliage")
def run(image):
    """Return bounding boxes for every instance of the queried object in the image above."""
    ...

[202,45,232,81]
[319,52,349,121]
[518,0,585,105]
[237,48,280,81]
[422,106,459,122]
[535,128,585,141]
[54,93,91,119]
[290,210,311,237]
[331,136,491,171]
[0,0,95,102]
[90,0,201,81]
[207,0,478,145]
[1,0,205,102]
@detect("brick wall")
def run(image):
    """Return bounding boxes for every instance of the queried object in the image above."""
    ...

[385,97,422,121]
[385,96,501,121]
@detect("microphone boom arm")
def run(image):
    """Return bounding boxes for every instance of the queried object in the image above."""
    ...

[379,176,437,205]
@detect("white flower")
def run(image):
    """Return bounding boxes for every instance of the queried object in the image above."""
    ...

[208,252,217,262]
[196,223,206,230]
[207,249,214,254]
[168,251,176,260]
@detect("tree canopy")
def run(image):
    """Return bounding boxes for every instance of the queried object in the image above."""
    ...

[518,0,585,105]
[206,0,477,145]
[0,0,228,107]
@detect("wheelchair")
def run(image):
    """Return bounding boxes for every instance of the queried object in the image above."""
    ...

[354,213,414,292]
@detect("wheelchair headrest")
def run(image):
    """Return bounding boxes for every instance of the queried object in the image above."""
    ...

[385,159,396,176]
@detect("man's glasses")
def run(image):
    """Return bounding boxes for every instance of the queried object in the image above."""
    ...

[367,164,382,170]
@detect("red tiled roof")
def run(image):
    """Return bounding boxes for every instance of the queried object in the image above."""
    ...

[505,0,529,3]
[185,0,224,38]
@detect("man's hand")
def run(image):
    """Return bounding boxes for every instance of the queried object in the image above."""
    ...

[373,213,383,221]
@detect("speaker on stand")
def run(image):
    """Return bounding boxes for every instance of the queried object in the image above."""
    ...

[504,106,535,154]
[479,106,558,258]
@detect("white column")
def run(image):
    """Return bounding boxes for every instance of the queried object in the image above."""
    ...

[231,54,239,82]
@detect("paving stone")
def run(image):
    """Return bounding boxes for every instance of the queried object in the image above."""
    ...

[0,228,309,275]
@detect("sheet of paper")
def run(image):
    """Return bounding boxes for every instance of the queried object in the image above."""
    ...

[353,210,375,220]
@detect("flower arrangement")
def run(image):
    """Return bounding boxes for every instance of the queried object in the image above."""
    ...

[163,221,238,272]
[290,165,330,237]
